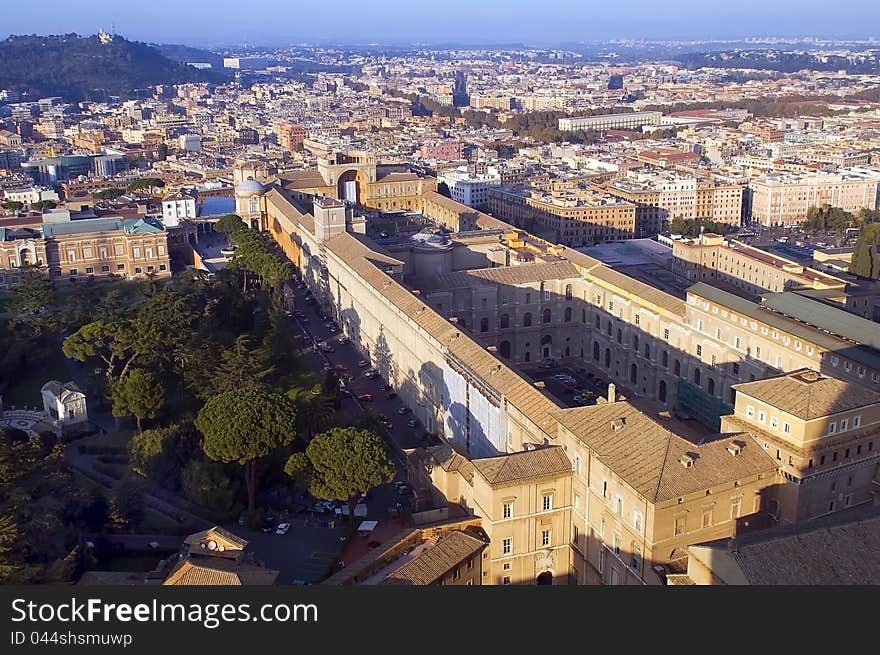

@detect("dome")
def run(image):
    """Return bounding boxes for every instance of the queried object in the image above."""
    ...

[235,178,264,198]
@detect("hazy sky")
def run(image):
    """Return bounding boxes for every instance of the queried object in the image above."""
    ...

[5,0,880,47]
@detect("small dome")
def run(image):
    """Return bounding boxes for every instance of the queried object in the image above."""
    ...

[235,178,264,198]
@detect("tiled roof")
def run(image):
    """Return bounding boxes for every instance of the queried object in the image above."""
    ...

[278,169,330,190]
[382,531,487,585]
[732,369,880,419]
[183,526,248,553]
[162,559,278,586]
[265,186,315,234]
[472,446,572,486]
[552,403,776,502]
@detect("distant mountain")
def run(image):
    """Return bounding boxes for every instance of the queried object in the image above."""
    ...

[675,49,880,74]
[0,34,224,101]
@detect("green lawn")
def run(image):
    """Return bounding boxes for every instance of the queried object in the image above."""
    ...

[1,346,71,407]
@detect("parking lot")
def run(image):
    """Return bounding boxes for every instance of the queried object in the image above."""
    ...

[520,365,612,409]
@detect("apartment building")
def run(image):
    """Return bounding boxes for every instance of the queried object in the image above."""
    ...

[438,166,502,209]
[750,170,880,226]
[488,185,636,245]
[605,171,744,236]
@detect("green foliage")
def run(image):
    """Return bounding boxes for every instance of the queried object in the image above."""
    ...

[110,477,145,528]
[849,223,880,279]
[214,214,246,236]
[199,334,274,399]
[0,34,218,101]
[126,177,165,193]
[284,427,394,509]
[803,204,856,235]
[93,188,126,201]
[437,181,452,197]
[1,200,24,211]
[195,388,297,511]
[111,368,165,434]
[7,268,59,339]
[181,458,243,514]
[130,424,182,482]
[32,200,57,211]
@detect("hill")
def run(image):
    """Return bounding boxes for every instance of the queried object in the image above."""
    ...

[675,49,880,74]
[154,42,226,70]
[0,33,224,101]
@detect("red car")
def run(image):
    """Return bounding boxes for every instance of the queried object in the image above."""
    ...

[356,393,374,402]
[334,364,349,372]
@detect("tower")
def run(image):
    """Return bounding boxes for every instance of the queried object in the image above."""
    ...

[453,71,470,108]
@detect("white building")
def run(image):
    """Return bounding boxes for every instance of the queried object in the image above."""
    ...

[40,381,88,427]
[3,186,60,206]
[558,111,662,132]
[161,190,197,227]
[438,166,502,209]
[179,134,202,152]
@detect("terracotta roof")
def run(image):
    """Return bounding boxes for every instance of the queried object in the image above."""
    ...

[278,169,330,190]
[733,369,880,420]
[377,171,421,183]
[472,446,572,486]
[589,265,686,316]
[552,403,776,502]
[183,526,248,554]
[382,531,487,585]
[162,558,278,586]
[467,261,580,286]
[265,186,315,234]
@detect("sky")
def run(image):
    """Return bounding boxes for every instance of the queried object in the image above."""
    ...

[5,0,880,47]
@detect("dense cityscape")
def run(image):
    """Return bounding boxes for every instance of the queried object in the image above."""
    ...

[1,26,880,589]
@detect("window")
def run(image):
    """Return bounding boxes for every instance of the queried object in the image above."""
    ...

[135,267,142,274]
[664,328,670,340]
[101,265,110,273]
[116,264,125,271]
[613,533,621,555]
[840,419,848,432]
[502,576,511,585]
[701,508,713,528]
[614,494,623,516]
[674,516,686,536]
[542,494,553,511]
[602,479,608,498]
[159,264,167,271]
[541,530,551,547]
[783,422,791,434]
[758,410,766,424]
[85,267,94,274]
[502,502,513,519]
[828,422,836,435]
[770,416,778,430]
[853,416,861,428]
[634,314,640,326]
[502,562,511,571]
[133,247,141,258]
[730,498,742,520]
[69,269,78,276]
[502,538,512,555]
[633,511,642,533]
[631,543,642,571]
[733,362,739,375]
[523,312,532,327]
[573,525,579,545]
[573,454,581,475]
[574,493,581,513]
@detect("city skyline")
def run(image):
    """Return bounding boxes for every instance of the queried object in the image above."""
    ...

[5,0,880,47]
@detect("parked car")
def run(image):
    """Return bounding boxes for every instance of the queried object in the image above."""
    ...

[339,385,352,398]
[357,359,370,368]
[380,383,393,392]
[275,522,290,535]
[334,363,349,372]
[300,317,311,324]
[320,344,334,353]
[356,393,374,402]
[396,407,411,415]
[261,516,277,533]
[337,336,351,344]
[293,310,305,318]
[407,418,418,428]
[311,501,336,514]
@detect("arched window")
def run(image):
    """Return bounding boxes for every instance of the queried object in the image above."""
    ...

[633,335,639,350]
[582,309,587,323]
[707,377,716,396]
[523,312,532,327]
[542,309,551,324]
[564,307,572,322]
[595,315,601,329]
[644,344,650,359]
[617,329,623,344]
[541,335,552,345]
[659,380,667,403]
[524,351,531,362]
[593,341,600,361]
[565,284,573,301]
[565,346,571,357]
[481,298,488,310]
[480,317,489,333]
[674,359,681,376]
[499,341,511,359]
[662,350,668,367]
[604,348,611,368]
[630,363,637,384]
[500,314,510,329]
[693,368,701,386]
[607,321,612,336]
[525,292,531,304]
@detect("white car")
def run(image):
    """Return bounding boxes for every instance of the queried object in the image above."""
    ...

[275,522,290,535]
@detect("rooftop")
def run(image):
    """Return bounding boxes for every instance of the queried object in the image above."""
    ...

[732,369,880,420]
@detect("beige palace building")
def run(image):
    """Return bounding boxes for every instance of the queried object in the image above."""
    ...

[237,161,880,585]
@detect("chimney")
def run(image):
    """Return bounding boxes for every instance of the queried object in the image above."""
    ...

[679,453,695,468]
[611,418,626,432]
[607,382,616,404]
[727,441,744,457]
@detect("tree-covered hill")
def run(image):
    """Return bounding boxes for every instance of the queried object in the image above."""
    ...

[0,33,224,101]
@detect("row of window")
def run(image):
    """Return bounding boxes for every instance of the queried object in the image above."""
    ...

[51,264,167,277]
[501,493,554,519]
